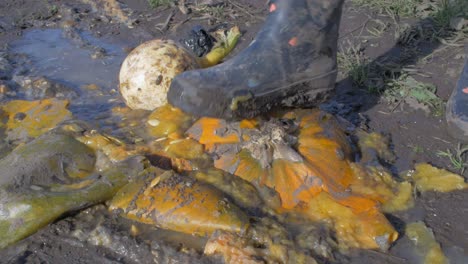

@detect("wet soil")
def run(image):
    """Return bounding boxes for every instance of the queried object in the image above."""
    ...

[0,0,466,263]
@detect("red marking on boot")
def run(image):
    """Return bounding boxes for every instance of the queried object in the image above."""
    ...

[269,3,277,12]
[288,37,298,46]
[463,87,468,94]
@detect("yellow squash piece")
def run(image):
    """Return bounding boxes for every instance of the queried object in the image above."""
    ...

[1,99,72,141]
[146,137,210,172]
[303,192,397,250]
[110,168,249,237]
[405,222,448,264]
[146,104,194,139]
[0,132,145,249]
[197,26,242,68]
[406,163,468,192]
[191,168,264,210]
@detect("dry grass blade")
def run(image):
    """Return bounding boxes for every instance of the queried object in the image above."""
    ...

[155,10,175,32]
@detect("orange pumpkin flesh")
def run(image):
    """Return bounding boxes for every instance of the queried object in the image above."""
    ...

[186,110,401,249]
[188,111,364,210]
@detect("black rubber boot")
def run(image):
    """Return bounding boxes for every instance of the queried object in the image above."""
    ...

[168,0,345,119]
[446,59,468,141]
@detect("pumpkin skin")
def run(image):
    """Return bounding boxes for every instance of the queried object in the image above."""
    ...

[110,167,250,237]
[0,120,146,249]
[0,99,72,144]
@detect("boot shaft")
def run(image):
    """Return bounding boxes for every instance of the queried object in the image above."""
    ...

[267,0,345,29]
[257,0,345,74]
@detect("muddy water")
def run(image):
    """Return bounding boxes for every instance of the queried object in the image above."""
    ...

[11,29,127,125]
[12,29,124,92]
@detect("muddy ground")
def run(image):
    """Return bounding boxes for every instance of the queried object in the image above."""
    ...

[0,0,466,263]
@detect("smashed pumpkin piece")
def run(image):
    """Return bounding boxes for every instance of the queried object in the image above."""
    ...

[76,131,132,164]
[137,104,213,171]
[205,231,266,264]
[405,163,468,192]
[0,99,72,142]
[57,121,135,169]
[188,117,241,145]
[186,109,403,249]
[349,164,415,212]
[302,192,397,250]
[405,222,448,264]
[187,110,370,210]
[0,132,145,249]
[341,131,415,212]
[110,168,249,237]
[191,168,264,211]
[146,104,194,139]
[188,112,330,210]
[146,137,211,172]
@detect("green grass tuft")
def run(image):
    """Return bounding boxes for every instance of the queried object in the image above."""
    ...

[437,144,468,174]
[431,0,468,29]
[337,44,371,88]
[383,73,445,116]
[148,0,173,8]
[352,0,423,18]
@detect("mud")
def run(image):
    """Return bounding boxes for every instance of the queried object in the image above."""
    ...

[0,0,466,263]
[1,205,218,264]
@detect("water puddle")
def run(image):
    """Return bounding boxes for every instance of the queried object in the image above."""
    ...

[10,29,128,124]
[12,28,125,92]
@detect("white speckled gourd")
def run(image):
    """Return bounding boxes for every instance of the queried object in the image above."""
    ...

[119,39,198,110]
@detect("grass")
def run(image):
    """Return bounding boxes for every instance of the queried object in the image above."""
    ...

[355,0,467,43]
[148,0,174,8]
[383,73,445,116]
[202,5,227,22]
[366,19,389,38]
[49,5,58,16]
[352,0,423,18]
[192,3,231,24]
[408,144,425,154]
[430,0,467,29]
[337,44,372,88]
[353,0,466,21]
[337,43,413,95]
[437,144,468,174]
[347,0,465,113]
